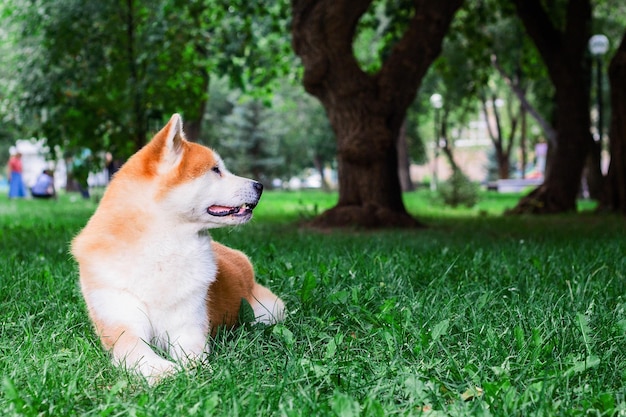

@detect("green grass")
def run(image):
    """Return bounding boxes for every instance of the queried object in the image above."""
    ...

[1,190,625,416]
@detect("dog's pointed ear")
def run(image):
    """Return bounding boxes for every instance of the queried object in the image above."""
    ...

[164,113,185,156]
[136,114,187,177]
[157,113,187,169]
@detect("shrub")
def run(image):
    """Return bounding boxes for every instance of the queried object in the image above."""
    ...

[438,170,479,207]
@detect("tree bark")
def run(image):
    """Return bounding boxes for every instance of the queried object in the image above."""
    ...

[291,0,462,228]
[584,141,603,199]
[508,0,593,214]
[586,54,606,201]
[600,32,626,214]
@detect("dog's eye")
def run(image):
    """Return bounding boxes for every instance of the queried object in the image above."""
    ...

[211,166,221,175]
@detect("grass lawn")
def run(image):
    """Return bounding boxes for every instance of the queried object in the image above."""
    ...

[1,189,625,416]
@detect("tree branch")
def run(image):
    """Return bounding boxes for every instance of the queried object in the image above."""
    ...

[379,0,463,113]
[291,0,372,96]
[481,94,498,147]
[492,54,557,146]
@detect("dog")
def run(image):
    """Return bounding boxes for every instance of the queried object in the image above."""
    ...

[71,114,285,383]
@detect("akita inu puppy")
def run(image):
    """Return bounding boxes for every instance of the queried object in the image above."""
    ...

[71,114,284,383]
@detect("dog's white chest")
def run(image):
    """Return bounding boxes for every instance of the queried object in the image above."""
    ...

[133,234,215,302]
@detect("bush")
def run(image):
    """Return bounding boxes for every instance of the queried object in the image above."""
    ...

[438,170,479,208]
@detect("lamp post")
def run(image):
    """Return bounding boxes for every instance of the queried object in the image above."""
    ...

[588,34,609,145]
[430,93,443,191]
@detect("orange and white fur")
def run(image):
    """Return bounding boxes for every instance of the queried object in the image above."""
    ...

[71,114,284,383]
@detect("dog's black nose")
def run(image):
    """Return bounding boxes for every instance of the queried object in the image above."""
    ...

[253,181,263,197]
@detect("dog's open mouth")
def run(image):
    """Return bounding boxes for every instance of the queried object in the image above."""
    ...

[207,203,257,217]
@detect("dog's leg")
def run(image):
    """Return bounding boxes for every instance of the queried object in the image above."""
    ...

[109,326,178,384]
[85,289,177,384]
[165,323,208,365]
[249,284,285,324]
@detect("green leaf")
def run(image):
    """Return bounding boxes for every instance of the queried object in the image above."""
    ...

[431,319,450,342]
[325,337,337,359]
[330,391,360,417]
[564,355,601,377]
[1,377,27,412]
[238,297,255,324]
[272,324,294,347]
[329,290,349,305]
[362,397,385,417]
[576,312,594,355]
[300,272,317,303]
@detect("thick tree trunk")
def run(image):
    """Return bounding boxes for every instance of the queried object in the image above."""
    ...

[509,0,592,214]
[585,141,603,199]
[586,53,606,200]
[600,32,626,214]
[508,85,591,213]
[315,76,416,226]
[291,0,462,228]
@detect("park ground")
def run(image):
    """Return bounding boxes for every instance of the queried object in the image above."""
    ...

[1,189,625,416]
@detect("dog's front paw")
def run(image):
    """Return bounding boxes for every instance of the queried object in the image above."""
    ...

[139,357,179,385]
[168,329,209,366]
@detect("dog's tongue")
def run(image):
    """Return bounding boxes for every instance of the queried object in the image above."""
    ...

[207,205,239,216]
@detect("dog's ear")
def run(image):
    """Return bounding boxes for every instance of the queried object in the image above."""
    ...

[161,113,186,168]
[165,113,185,155]
[133,114,187,178]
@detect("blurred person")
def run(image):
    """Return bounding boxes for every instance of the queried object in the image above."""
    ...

[31,169,56,199]
[105,152,122,183]
[7,152,26,199]
[70,149,92,199]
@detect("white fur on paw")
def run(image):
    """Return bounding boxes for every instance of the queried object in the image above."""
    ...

[253,296,286,325]
[139,358,178,385]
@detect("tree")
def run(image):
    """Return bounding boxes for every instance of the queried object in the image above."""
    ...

[9,0,292,160]
[508,0,594,213]
[291,0,463,228]
[219,98,284,185]
[419,1,547,186]
[284,93,337,190]
[201,79,335,187]
[600,30,626,214]
[480,87,518,180]
[10,0,207,158]
[0,2,29,158]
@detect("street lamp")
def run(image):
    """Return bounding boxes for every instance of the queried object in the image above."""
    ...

[430,93,443,191]
[588,34,609,145]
